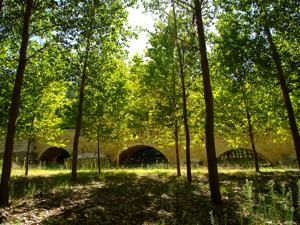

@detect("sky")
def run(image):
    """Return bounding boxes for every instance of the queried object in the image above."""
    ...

[126,5,156,57]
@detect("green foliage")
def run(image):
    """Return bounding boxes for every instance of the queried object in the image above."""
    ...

[0,0,299,217]
[210,0,299,145]
[240,179,295,224]
[18,44,73,145]
[0,0,297,155]
[83,56,129,143]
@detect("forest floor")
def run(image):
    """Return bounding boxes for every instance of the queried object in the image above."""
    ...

[0,167,299,225]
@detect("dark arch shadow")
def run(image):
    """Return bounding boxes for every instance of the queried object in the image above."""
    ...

[217,148,272,166]
[119,145,168,166]
[39,147,70,163]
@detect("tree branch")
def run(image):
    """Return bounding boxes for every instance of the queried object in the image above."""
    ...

[174,0,194,11]
[26,40,53,62]
[176,36,200,51]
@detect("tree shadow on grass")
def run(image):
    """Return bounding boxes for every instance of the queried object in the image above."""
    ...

[10,171,102,200]
[4,170,299,224]
[37,173,240,225]
[217,171,300,223]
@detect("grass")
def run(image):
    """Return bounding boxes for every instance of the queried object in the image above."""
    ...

[0,165,299,224]
[9,162,299,177]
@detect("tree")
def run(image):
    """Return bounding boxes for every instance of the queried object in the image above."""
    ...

[214,0,300,168]
[171,0,191,182]
[64,0,133,181]
[19,80,71,175]
[125,55,158,151]
[71,4,94,182]
[0,0,29,139]
[144,0,200,180]
[17,42,73,175]
[83,56,129,173]
[256,0,300,168]
[146,19,182,175]
[0,0,33,206]
[193,0,222,204]
[210,11,263,172]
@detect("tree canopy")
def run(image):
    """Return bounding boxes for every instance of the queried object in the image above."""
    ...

[0,0,299,206]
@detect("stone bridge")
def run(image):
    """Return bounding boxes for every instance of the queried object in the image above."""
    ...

[0,129,296,166]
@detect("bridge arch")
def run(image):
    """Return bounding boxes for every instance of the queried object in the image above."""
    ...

[217,148,272,166]
[39,147,70,163]
[119,145,168,166]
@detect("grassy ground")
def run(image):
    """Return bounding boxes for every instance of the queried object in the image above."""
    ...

[0,166,299,224]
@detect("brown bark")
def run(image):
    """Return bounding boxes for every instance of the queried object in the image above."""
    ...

[245,109,259,172]
[172,65,181,176]
[97,128,101,174]
[25,117,34,176]
[264,25,300,169]
[71,42,91,182]
[0,0,33,206]
[25,139,31,176]
[194,0,222,204]
[172,0,191,183]
[71,2,95,182]
[174,124,181,176]
[241,86,259,172]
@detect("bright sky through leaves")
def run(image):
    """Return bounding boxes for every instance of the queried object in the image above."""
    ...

[127,5,155,57]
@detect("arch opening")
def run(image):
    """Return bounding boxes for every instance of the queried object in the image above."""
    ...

[217,148,272,167]
[39,147,70,163]
[119,145,168,166]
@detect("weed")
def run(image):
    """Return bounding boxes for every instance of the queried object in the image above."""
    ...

[1,167,298,225]
[240,179,295,224]
[209,210,219,225]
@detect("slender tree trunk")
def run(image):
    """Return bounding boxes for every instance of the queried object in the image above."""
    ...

[115,155,120,168]
[97,128,101,174]
[71,42,91,182]
[25,139,31,176]
[0,0,33,206]
[172,0,191,183]
[241,86,259,172]
[245,109,259,172]
[172,65,181,176]
[263,25,300,169]
[25,117,34,176]
[174,123,181,176]
[71,2,95,182]
[194,0,222,204]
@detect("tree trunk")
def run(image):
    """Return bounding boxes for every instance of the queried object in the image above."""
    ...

[71,43,91,182]
[245,109,259,172]
[0,0,33,206]
[115,155,120,168]
[172,0,191,183]
[0,0,3,12]
[241,86,259,172]
[263,25,300,169]
[174,123,181,176]
[25,117,34,176]
[97,128,101,174]
[194,0,222,205]
[25,139,31,176]
[71,2,95,182]
[172,63,181,176]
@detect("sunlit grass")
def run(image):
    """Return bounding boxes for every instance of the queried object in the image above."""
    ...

[11,168,70,177]
[7,164,298,177]
[1,164,298,224]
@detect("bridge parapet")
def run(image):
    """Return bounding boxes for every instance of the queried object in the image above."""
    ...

[0,130,296,165]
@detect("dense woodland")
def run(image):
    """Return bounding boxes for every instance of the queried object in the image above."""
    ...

[0,0,299,221]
